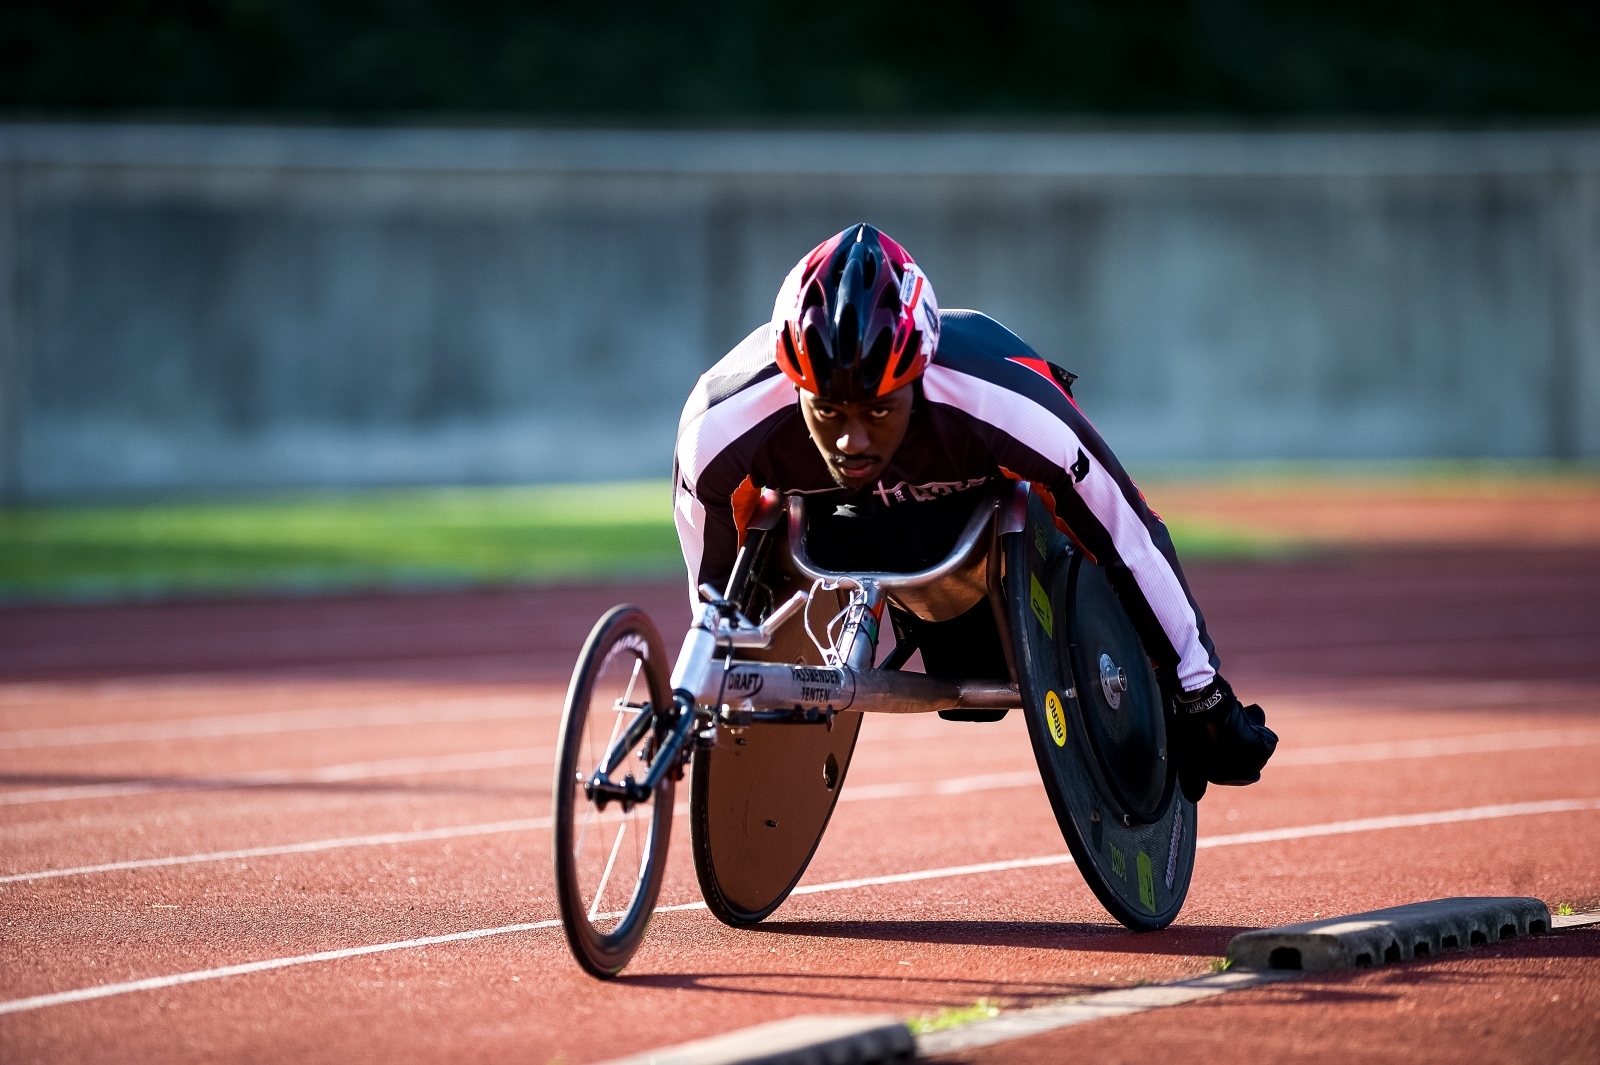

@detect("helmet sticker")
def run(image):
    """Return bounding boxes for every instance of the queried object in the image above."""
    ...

[899,266,919,307]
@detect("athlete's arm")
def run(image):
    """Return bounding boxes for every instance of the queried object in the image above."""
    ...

[922,357,1219,696]
[672,331,799,610]
[673,458,754,610]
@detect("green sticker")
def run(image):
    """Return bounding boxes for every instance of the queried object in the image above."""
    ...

[1029,574,1053,638]
[1109,844,1126,880]
[1034,524,1049,559]
[1137,851,1156,912]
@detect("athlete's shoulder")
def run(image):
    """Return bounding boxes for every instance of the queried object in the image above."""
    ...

[928,310,1076,409]
[679,323,784,431]
[933,309,1046,366]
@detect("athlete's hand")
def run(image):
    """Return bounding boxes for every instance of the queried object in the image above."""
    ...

[1171,674,1278,803]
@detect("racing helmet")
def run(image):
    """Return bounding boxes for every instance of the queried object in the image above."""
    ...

[772,223,940,402]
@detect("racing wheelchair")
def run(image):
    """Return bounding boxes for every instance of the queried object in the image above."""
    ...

[552,480,1197,977]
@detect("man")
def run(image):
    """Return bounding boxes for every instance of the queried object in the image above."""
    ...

[674,223,1276,800]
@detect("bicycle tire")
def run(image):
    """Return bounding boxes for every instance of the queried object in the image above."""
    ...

[552,605,675,978]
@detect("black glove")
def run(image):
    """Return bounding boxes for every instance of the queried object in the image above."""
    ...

[1170,675,1278,803]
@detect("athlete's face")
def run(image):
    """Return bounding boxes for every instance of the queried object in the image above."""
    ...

[798,385,915,491]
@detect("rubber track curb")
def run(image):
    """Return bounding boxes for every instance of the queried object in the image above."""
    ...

[1227,896,1551,971]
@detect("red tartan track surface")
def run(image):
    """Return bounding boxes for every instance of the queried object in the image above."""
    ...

[2,548,1598,1063]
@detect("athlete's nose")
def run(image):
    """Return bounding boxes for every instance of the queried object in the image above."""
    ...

[835,419,869,454]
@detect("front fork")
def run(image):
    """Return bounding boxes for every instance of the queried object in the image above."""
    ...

[587,581,884,811]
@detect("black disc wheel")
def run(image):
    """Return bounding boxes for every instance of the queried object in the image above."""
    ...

[553,606,675,978]
[1062,553,1174,824]
[1005,490,1196,932]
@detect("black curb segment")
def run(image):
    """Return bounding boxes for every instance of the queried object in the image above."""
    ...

[599,1015,913,1065]
[1227,896,1552,972]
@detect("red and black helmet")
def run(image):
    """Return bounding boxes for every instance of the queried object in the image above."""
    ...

[772,223,940,402]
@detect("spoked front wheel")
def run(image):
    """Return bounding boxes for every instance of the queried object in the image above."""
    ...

[553,606,675,978]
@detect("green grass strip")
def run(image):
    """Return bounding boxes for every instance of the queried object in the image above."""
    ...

[0,482,682,603]
[7,462,1593,604]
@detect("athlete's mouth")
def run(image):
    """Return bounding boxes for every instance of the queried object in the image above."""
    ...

[831,454,879,478]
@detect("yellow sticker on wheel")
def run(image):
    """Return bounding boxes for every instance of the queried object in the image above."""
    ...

[1029,574,1053,638]
[1137,851,1156,912]
[1045,690,1067,747]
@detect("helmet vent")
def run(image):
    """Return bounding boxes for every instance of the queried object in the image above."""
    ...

[802,280,825,310]
[836,304,859,366]
[803,324,829,362]
[891,330,921,380]
[864,328,892,381]
[877,282,900,312]
[862,253,877,290]
[779,326,801,377]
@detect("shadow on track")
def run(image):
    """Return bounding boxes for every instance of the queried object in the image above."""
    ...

[615,968,1111,1008]
[751,919,1254,956]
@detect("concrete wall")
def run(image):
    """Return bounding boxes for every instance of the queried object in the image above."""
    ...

[2,123,1597,499]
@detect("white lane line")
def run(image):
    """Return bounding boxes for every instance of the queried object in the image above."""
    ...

[1272,727,1600,766]
[3,766,1052,881]
[3,796,1596,1016]
[0,747,557,806]
[0,817,555,884]
[839,770,1040,803]
[1193,797,1600,849]
[0,697,547,750]
[0,770,1037,880]
[838,726,1600,803]
[9,721,1595,808]
[0,918,567,1017]
[2,800,694,885]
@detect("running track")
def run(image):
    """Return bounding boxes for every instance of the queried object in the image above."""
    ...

[2,549,1597,1063]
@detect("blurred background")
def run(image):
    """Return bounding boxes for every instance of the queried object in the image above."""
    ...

[1,1,1597,602]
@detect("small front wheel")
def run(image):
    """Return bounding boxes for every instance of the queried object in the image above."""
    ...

[552,606,675,978]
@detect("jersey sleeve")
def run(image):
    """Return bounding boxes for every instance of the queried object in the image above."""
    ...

[673,346,798,611]
[922,354,1220,695]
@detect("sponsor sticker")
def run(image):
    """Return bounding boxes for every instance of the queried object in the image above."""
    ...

[1137,851,1156,912]
[1045,690,1067,747]
[1029,574,1053,638]
[792,665,843,707]
[899,266,920,307]
[1034,524,1048,559]
[1110,844,1127,880]
[723,670,763,698]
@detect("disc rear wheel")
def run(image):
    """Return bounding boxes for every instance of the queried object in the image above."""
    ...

[1005,490,1196,931]
[553,606,674,978]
